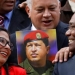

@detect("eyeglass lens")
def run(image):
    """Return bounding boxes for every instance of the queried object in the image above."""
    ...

[0,37,13,50]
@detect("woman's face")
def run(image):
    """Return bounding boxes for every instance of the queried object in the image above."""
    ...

[0,31,11,67]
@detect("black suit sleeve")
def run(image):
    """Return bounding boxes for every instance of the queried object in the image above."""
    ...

[52,63,59,75]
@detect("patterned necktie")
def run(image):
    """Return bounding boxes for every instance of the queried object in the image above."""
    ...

[0,15,4,27]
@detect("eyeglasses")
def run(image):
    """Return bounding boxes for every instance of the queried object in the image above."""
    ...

[0,37,13,51]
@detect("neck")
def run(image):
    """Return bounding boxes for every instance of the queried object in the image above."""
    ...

[0,64,2,67]
[0,62,4,68]
[29,60,46,67]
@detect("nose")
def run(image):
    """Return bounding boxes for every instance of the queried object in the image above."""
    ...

[4,44,11,50]
[65,29,71,36]
[65,28,75,37]
[43,9,51,18]
[31,45,36,52]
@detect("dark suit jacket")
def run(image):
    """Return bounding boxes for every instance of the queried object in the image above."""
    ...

[8,6,31,34]
[9,21,68,64]
[56,21,68,50]
[53,55,75,75]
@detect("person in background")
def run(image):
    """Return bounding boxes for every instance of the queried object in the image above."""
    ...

[20,30,54,75]
[0,0,16,31]
[59,0,67,7]
[0,0,31,34]
[60,0,75,24]
[53,13,75,75]
[9,0,31,34]
[0,27,27,75]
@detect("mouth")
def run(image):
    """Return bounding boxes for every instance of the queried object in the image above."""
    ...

[5,1,15,6]
[0,51,8,57]
[42,20,52,26]
[5,0,15,3]
[31,54,38,57]
[69,40,75,45]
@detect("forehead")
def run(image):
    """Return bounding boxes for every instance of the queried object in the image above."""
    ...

[70,14,75,22]
[26,40,44,44]
[32,0,59,6]
[69,14,75,24]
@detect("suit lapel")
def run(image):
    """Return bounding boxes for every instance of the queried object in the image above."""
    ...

[56,21,68,50]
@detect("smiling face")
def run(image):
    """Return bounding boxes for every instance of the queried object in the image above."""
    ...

[0,0,16,14]
[25,40,49,63]
[26,0,61,30]
[0,31,11,67]
[65,13,75,52]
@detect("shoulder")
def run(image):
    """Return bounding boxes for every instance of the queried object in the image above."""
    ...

[56,21,68,33]
[19,59,30,68]
[58,21,68,29]
[9,65,27,75]
[19,59,34,72]
[54,55,75,71]
[53,56,75,75]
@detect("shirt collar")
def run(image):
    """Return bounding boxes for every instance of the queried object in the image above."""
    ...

[5,11,13,20]
[31,24,37,30]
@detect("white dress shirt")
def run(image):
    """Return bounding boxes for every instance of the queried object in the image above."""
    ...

[31,24,37,30]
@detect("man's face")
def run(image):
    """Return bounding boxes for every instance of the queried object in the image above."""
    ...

[25,40,49,62]
[0,0,16,14]
[65,14,75,52]
[26,0,60,30]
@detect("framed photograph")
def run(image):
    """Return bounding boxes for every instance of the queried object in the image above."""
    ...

[16,29,58,64]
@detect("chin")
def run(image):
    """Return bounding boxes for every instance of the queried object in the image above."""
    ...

[31,58,39,62]
[0,59,7,65]
[69,47,75,52]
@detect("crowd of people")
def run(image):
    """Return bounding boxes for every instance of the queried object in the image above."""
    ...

[0,0,75,75]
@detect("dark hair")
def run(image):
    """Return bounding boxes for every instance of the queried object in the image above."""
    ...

[0,27,11,75]
[0,27,10,39]
[0,27,13,50]
[19,0,26,3]
[0,27,10,75]
[24,38,49,49]
[0,27,21,75]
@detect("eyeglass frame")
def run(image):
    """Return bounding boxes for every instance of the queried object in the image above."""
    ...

[0,37,13,51]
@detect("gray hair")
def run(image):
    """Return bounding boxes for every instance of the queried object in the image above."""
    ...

[26,0,60,9]
[26,0,32,9]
